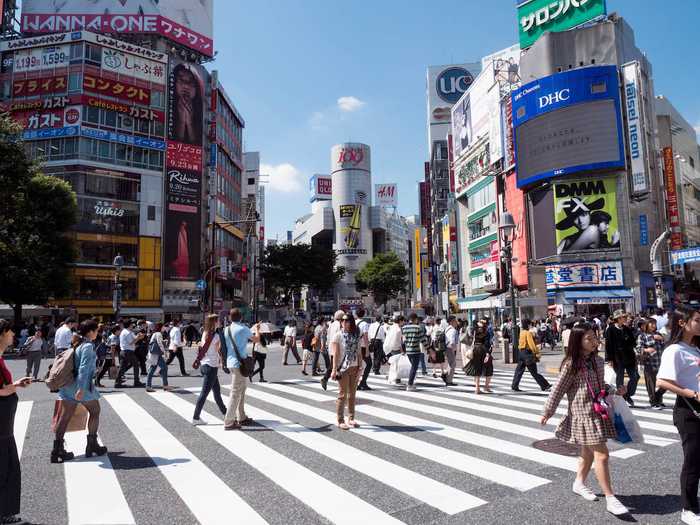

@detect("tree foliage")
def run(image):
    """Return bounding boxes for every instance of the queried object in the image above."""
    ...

[355,252,408,307]
[0,114,78,324]
[261,243,345,303]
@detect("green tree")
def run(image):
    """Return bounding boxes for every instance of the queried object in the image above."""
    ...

[355,252,409,308]
[0,114,78,324]
[261,243,345,304]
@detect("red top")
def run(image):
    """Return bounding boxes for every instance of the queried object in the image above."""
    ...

[0,357,12,385]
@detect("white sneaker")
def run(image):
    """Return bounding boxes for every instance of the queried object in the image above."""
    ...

[192,418,207,426]
[605,495,629,516]
[682,510,700,525]
[572,481,598,501]
[406,384,417,391]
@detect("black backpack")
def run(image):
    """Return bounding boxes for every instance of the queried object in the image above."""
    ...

[434,330,447,353]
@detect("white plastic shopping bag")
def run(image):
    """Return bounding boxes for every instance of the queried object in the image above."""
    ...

[610,395,644,444]
[604,364,617,386]
[387,354,411,383]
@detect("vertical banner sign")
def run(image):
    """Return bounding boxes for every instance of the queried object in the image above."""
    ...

[639,214,649,246]
[447,134,455,193]
[503,96,516,171]
[414,228,422,299]
[623,62,649,194]
[374,183,398,207]
[663,147,683,250]
[504,173,529,287]
[164,59,206,281]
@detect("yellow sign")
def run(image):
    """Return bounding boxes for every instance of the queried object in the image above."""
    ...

[414,228,421,294]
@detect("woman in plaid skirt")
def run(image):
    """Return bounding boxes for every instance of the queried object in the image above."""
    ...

[541,322,629,516]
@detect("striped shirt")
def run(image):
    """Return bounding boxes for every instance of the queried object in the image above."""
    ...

[401,323,427,353]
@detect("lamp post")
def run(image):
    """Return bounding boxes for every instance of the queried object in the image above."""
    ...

[112,254,124,321]
[499,212,517,364]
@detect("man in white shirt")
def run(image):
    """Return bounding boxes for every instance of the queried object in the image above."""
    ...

[166,319,189,376]
[368,315,387,375]
[53,317,76,355]
[321,310,345,390]
[444,316,460,386]
[355,309,372,391]
[283,320,301,365]
[115,319,146,387]
[652,309,669,333]
[383,316,404,357]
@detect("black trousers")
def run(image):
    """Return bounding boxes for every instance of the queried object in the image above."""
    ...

[371,344,385,374]
[359,349,371,386]
[252,351,267,380]
[193,365,227,419]
[643,366,666,406]
[96,357,115,383]
[674,398,700,514]
[166,347,187,375]
[116,351,142,385]
[0,394,20,518]
[511,360,551,390]
[135,346,148,375]
[313,350,330,375]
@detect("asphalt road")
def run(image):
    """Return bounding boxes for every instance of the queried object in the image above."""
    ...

[7,343,689,525]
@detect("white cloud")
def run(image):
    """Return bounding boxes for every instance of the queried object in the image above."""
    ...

[260,162,305,193]
[337,96,366,112]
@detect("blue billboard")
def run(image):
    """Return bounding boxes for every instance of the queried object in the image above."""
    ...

[512,65,625,188]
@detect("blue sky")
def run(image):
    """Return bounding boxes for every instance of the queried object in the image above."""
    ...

[212,0,700,241]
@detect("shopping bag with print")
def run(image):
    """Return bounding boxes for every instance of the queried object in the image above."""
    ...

[611,395,644,444]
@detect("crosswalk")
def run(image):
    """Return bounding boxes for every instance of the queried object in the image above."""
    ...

[14,366,681,525]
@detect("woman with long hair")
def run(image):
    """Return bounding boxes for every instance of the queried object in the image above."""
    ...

[330,314,362,430]
[145,322,172,393]
[250,323,268,383]
[636,318,667,409]
[541,323,628,516]
[192,314,228,425]
[53,319,108,463]
[462,321,493,394]
[657,307,700,525]
[0,320,31,525]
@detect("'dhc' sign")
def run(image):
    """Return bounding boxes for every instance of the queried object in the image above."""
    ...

[331,143,370,173]
[436,67,474,104]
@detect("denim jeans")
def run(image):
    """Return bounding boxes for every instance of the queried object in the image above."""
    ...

[418,353,427,374]
[407,353,422,386]
[613,362,640,398]
[146,355,168,388]
[194,364,227,419]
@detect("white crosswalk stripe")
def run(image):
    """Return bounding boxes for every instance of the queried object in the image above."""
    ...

[15,366,683,525]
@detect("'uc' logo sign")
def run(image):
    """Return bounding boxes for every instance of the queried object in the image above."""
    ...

[436,67,474,104]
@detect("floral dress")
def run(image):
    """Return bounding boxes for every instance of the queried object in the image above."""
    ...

[543,355,616,445]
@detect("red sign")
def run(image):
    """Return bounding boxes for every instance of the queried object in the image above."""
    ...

[663,147,683,250]
[21,14,213,57]
[12,75,67,97]
[8,95,73,112]
[337,147,365,166]
[504,172,529,287]
[166,142,203,172]
[419,181,431,229]
[12,105,81,130]
[317,177,332,195]
[83,74,150,104]
[83,94,164,122]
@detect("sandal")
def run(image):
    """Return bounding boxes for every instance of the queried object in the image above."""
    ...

[337,422,350,430]
[239,417,255,426]
[347,420,360,428]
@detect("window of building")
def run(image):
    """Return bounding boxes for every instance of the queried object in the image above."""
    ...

[690,156,696,169]
[76,240,137,266]
[101,109,117,128]
[247,178,255,185]
[147,205,156,221]
[68,72,82,93]
[76,196,139,235]
[84,44,102,65]
[151,90,165,109]
[69,42,83,61]
[75,276,136,300]
[85,105,100,125]
[467,183,495,211]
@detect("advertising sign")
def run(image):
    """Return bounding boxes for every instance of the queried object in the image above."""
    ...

[7,95,73,112]
[414,228,422,296]
[13,104,81,130]
[427,63,481,127]
[554,177,619,255]
[101,48,166,85]
[670,247,700,266]
[20,0,214,57]
[309,174,332,202]
[545,260,624,290]
[503,96,516,171]
[331,144,370,174]
[13,44,69,72]
[639,214,648,246]
[419,180,431,228]
[22,125,78,140]
[518,0,607,49]
[83,94,164,122]
[512,65,625,188]
[504,173,529,287]
[451,65,495,160]
[623,62,649,194]
[83,74,150,104]
[339,204,362,250]
[663,147,683,250]
[80,126,165,150]
[375,183,398,207]
[164,58,207,281]
[13,75,66,97]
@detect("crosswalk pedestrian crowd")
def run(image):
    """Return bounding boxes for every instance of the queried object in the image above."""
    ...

[0,306,699,524]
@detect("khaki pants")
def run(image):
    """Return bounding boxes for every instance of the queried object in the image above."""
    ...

[336,367,359,424]
[224,368,248,426]
[445,347,456,383]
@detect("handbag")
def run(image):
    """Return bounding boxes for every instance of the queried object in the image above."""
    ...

[228,325,254,378]
[51,401,88,433]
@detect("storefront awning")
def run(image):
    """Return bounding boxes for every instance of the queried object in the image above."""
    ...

[562,289,634,305]
[457,293,500,311]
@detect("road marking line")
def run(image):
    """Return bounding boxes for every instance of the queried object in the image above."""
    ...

[105,394,267,525]
[151,391,407,524]
[14,401,32,459]
[63,432,136,525]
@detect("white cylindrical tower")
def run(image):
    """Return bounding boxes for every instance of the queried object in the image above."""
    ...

[331,143,372,300]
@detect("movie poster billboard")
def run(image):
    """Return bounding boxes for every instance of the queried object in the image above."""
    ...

[163,58,206,281]
[504,172,529,287]
[554,177,620,255]
[20,0,214,57]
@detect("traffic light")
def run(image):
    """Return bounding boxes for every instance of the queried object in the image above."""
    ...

[241,264,248,280]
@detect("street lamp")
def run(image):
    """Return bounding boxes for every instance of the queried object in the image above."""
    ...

[112,255,124,320]
[499,212,518,364]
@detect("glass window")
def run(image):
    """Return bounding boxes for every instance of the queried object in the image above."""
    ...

[102,110,117,128]
[151,90,164,109]
[85,106,100,124]
[118,114,134,132]
[68,72,81,93]
[76,197,139,235]
[152,121,165,137]
[75,276,136,300]
[69,42,83,61]
[76,240,137,266]
[137,118,149,134]
[85,44,102,65]
[98,140,111,158]
[116,143,128,161]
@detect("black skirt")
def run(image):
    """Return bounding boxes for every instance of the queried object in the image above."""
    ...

[462,344,494,377]
[0,393,20,518]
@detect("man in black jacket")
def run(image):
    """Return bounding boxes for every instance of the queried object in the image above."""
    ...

[605,309,639,407]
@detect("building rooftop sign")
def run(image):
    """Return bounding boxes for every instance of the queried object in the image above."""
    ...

[517,0,607,49]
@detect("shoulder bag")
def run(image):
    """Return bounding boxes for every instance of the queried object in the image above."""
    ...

[228,325,255,378]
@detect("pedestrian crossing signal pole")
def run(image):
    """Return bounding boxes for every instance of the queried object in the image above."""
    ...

[112,255,124,320]
[499,212,518,364]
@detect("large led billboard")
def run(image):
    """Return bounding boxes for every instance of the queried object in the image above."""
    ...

[512,65,624,188]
